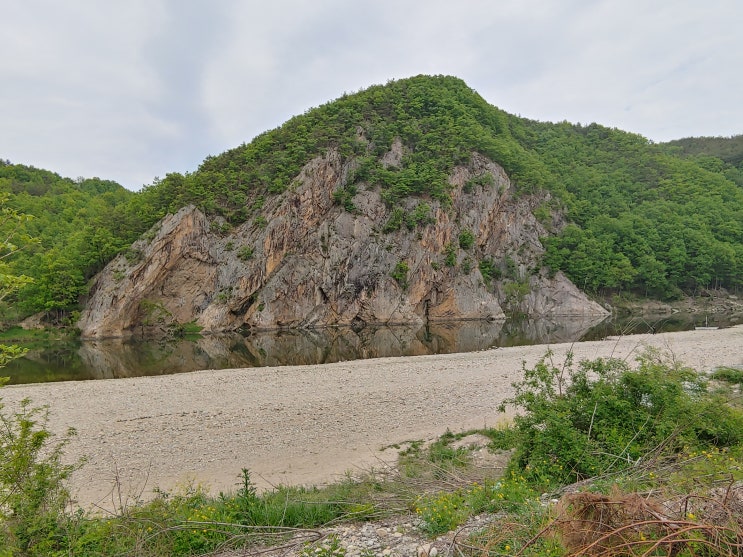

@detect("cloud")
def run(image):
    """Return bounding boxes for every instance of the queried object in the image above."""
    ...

[1,0,741,190]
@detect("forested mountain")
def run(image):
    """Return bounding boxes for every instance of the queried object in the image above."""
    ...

[2,75,742,326]
[0,163,136,320]
[662,135,743,169]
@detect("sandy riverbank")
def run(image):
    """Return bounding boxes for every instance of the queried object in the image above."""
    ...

[2,325,742,510]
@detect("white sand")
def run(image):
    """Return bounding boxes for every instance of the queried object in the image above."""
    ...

[2,325,741,510]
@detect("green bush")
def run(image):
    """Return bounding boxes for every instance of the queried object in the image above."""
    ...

[458,229,475,250]
[415,491,467,536]
[444,243,457,267]
[478,258,501,286]
[405,202,434,230]
[711,366,743,386]
[499,350,743,488]
[465,474,536,514]
[390,261,409,289]
[0,390,80,555]
[463,172,495,193]
[382,207,405,233]
[332,185,358,213]
[237,245,254,261]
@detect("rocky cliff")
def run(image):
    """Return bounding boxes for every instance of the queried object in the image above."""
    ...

[78,149,608,338]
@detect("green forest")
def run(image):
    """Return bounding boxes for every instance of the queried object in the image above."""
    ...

[1,75,742,324]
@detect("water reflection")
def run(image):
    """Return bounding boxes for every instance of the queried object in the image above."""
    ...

[3,314,694,384]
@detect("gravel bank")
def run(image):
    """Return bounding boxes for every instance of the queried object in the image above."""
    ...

[2,325,741,510]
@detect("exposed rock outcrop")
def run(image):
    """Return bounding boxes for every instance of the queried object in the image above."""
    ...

[78,150,607,338]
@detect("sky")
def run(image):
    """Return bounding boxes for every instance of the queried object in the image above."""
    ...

[1,1,742,192]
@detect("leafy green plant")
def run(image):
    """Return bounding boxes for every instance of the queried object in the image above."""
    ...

[382,207,405,233]
[711,366,743,386]
[478,258,501,286]
[458,229,475,250]
[0,393,81,555]
[123,247,143,263]
[391,261,409,289]
[415,491,467,536]
[498,350,743,488]
[461,257,472,274]
[503,280,530,310]
[139,299,173,327]
[444,243,457,267]
[405,202,434,230]
[216,290,231,303]
[237,245,254,261]
[168,321,203,339]
[299,534,346,557]
[463,172,495,193]
[332,185,358,213]
[465,474,537,514]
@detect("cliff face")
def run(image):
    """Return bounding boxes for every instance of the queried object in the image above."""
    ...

[78,150,608,338]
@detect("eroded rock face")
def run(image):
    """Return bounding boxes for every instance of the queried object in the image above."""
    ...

[78,150,608,338]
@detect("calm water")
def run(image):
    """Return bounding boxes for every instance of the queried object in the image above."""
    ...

[4,313,738,384]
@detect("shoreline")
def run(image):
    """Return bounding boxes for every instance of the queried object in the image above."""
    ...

[2,325,742,510]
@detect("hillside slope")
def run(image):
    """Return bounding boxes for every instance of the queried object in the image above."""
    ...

[76,75,743,335]
[78,149,606,336]
[4,75,742,330]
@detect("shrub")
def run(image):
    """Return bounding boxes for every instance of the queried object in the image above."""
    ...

[332,185,358,213]
[499,350,743,488]
[382,207,405,233]
[478,258,501,286]
[444,243,457,267]
[503,280,530,306]
[415,491,467,536]
[711,366,743,386]
[463,172,495,194]
[237,245,254,261]
[465,474,537,514]
[461,257,472,274]
[0,388,81,555]
[391,261,409,289]
[405,202,434,230]
[458,229,475,250]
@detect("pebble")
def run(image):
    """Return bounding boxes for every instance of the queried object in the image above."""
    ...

[224,512,499,557]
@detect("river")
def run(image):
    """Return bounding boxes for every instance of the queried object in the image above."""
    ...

[5,311,737,384]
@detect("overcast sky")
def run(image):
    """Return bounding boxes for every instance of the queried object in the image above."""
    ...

[2,1,741,191]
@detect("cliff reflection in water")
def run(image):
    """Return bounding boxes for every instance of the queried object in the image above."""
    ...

[9,316,607,383]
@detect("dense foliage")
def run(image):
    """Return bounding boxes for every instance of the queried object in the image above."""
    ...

[0,163,148,320]
[498,349,743,488]
[2,75,742,320]
[516,123,743,297]
[664,134,743,169]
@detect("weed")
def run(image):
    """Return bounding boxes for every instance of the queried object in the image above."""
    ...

[415,491,468,536]
[299,534,346,557]
[711,366,743,386]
